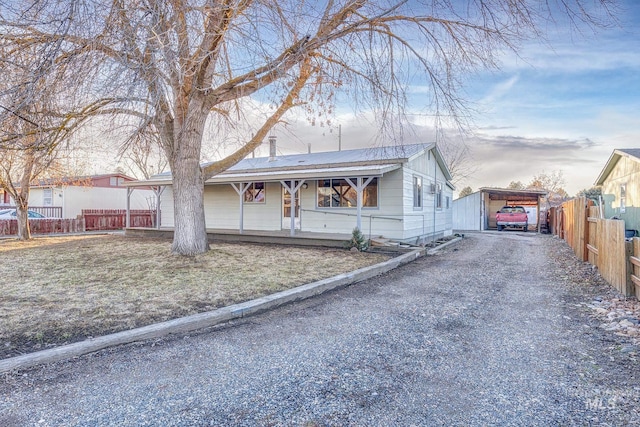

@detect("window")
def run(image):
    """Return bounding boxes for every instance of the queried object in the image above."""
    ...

[43,188,53,206]
[244,182,265,203]
[620,183,626,213]
[317,178,378,208]
[413,176,423,208]
[446,196,450,209]
[436,182,443,209]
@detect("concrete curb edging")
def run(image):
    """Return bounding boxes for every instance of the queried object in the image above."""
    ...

[0,248,425,374]
[426,236,462,255]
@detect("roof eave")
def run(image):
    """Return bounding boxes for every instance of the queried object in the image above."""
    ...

[594,150,622,186]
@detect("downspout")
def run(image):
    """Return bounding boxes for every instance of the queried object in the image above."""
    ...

[433,147,437,245]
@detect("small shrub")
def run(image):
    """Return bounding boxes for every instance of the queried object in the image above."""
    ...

[345,227,368,252]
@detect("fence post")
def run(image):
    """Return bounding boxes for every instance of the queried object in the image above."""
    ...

[626,240,634,297]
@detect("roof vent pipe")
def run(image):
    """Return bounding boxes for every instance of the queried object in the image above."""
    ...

[268,135,277,162]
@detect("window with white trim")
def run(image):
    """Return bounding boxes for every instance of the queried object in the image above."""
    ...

[43,188,53,206]
[413,176,423,208]
[436,182,443,209]
[244,182,265,203]
[317,178,378,208]
[620,183,626,213]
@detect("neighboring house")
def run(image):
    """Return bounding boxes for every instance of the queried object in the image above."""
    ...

[0,188,10,206]
[7,174,155,219]
[595,149,640,234]
[452,188,547,231]
[127,143,455,243]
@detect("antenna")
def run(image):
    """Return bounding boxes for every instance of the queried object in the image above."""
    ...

[338,124,342,151]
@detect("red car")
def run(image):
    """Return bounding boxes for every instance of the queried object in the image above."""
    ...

[496,206,528,232]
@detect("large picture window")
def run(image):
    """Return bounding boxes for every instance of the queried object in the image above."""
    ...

[317,178,378,208]
[244,182,265,203]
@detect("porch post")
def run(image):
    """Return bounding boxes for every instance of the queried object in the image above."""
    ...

[280,180,306,237]
[126,187,132,228]
[231,182,252,234]
[346,177,374,232]
[155,186,165,229]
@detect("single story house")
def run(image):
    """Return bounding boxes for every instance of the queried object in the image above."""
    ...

[452,187,547,232]
[3,174,155,219]
[595,148,640,235]
[126,142,455,244]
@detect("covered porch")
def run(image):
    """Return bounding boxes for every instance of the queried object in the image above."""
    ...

[123,163,399,239]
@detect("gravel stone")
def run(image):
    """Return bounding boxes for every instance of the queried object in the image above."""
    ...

[1,232,639,426]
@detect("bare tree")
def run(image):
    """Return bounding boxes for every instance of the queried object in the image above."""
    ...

[118,128,169,179]
[0,26,95,239]
[1,0,615,254]
[508,181,526,190]
[458,186,473,198]
[527,170,569,205]
[439,138,478,187]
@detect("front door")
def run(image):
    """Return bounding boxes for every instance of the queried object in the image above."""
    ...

[282,185,300,229]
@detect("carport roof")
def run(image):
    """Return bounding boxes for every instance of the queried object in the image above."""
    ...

[480,187,547,203]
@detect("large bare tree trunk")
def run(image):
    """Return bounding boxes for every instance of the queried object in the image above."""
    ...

[15,154,34,240]
[15,201,30,240]
[168,109,210,256]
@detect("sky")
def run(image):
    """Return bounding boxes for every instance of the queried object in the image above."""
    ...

[231,0,640,198]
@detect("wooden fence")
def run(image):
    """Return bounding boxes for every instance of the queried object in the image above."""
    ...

[554,197,636,297]
[0,209,156,236]
[0,218,85,236]
[82,209,156,230]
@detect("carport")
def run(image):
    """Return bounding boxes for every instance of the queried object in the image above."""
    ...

[453,187,547,232]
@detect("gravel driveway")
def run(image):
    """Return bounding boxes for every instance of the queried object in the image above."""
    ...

[1,232,639,426]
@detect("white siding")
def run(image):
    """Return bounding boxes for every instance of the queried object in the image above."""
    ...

[402,149,453,241]
[302,172,405,238]
[453,192,482,231]
[30,186,153,219]
[204,183,282,231]
[160,186,174,227]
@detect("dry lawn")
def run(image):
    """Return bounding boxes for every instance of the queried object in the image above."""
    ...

[0,235,390,358]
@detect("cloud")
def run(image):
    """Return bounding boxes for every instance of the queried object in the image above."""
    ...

[479,75,519,104]
[478,135,598,151]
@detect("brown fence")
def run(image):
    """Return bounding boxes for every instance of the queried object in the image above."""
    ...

[0,218,85,236]
[82,209,156,230]
[554,197,636,297]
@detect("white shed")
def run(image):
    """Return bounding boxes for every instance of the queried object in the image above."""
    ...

[453,188,547,232]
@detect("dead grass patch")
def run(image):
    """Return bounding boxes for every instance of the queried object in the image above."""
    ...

[0,235,390,358]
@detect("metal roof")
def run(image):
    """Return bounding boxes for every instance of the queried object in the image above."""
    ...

[126,142,453,186]
[595,149,640,185]
[153,143,433,177]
